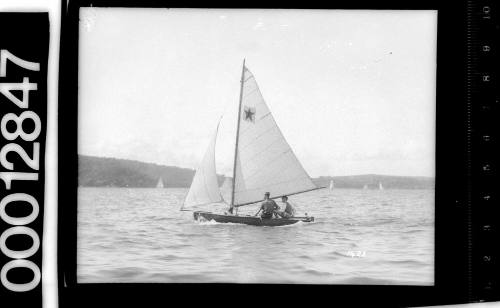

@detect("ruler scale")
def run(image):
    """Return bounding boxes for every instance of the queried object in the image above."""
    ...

[466,0,499,303]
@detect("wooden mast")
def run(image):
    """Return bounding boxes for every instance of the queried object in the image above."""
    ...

[229,59,246,213]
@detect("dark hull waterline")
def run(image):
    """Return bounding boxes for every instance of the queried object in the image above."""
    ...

[193,211,314,226]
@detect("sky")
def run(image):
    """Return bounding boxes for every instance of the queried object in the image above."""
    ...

[78,8,437,177]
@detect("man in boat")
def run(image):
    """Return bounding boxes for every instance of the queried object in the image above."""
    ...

[254,192,279,219]
[277,196,296,218]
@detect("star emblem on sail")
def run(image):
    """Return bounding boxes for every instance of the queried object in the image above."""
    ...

[182,63,320,210]
[243,106,256,123]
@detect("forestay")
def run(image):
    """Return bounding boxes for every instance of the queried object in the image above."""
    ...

[232,66,318,206]
[182,123,224,209]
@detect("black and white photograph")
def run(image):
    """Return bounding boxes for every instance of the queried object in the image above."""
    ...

[76,8,436,285]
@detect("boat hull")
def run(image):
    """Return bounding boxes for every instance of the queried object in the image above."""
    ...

[193,211,314,226]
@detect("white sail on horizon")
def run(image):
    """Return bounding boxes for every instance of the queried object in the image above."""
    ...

[182,122,224,209]
[157,177,164,188]
[232,66,318,206]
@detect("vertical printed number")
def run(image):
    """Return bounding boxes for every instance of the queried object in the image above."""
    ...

[0,194,41,292]
[0,49,40,77]
[0,227,40,259]
[0,112,41,190]
[1,260,40,292]
[0,78,37,109]
[0,143,40,171]
[0,49,42,292]
[0,172,38,190]
[0,193,39,226]
[1,111,41,142]
[0,50,39,109]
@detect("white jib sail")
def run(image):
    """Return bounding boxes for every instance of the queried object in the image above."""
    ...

[182,122,224,209]
[233,66,318,206]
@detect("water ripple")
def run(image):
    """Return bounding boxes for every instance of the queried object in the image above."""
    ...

[77,187,434,285]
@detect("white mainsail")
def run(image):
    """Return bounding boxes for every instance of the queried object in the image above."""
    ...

[232,66,318,207]
[329,180,334,190]
[182,123,224,209]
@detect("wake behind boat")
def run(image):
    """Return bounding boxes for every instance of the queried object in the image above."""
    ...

[181,60,323,226]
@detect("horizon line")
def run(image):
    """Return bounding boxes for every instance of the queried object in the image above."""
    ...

[78,153,435,179]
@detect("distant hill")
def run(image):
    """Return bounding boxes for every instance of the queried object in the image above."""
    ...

[79,155,434,189]
[78,155,225,188]
[313,174,434,190]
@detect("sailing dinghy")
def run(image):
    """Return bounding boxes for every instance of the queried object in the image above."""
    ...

[181,60,322,226]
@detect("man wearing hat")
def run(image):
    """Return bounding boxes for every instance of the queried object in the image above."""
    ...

[254,192,279,219]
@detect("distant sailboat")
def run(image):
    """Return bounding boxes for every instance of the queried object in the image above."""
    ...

[156,177,164,188]
[363,184,368,190]
[378,182,384,190]
[181,60,321,226]
[329,180,334,190]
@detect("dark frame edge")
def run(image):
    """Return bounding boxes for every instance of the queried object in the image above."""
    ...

[57,1,470,307]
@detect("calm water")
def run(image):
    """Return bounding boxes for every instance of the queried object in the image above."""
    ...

[77,187,434,285]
